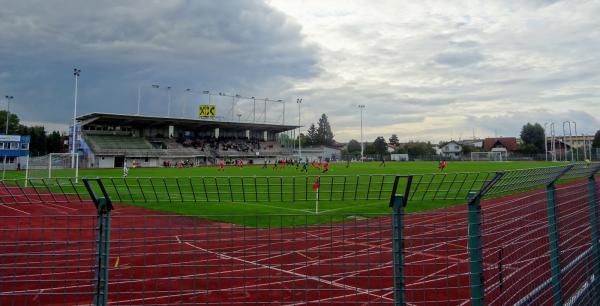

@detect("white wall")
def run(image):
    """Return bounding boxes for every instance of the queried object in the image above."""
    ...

[98,156,115,168]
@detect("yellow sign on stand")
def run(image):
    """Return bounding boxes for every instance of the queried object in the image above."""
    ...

[198,105,216,118]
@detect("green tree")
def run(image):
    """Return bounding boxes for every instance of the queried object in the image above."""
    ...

[461,145,474,155]
[518,143,539,154]
[405,141,435,157]
[27,126,47,156]
[394,146,407,154]
[46,131,63,153]
[306,124,317,145]
[520,122,545,153]
[364,142,376,155]
[373,136,388,155]
[0,110,21,134]
[388,134,399,147]
[346,139,361,154]
[593,130,600,149]
[316,114,334,145]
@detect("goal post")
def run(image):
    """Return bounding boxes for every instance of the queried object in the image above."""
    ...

[26,153,80,181]
[470,151,504,162]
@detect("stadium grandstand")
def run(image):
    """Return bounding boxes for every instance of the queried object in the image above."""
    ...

[75,113,298,168]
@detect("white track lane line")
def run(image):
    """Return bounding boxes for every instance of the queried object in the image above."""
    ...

[184,241,394,302]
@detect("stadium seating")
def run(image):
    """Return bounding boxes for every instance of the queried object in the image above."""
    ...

[85,135,152,150]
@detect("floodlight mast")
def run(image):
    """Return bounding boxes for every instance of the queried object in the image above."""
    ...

[137,84,161,115]
[358,105,366,161]
[71,68,81,169]
[297,98,302,158]
[2,95,14,179]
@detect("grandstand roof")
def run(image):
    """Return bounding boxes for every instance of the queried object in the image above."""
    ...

[77,112,300,132]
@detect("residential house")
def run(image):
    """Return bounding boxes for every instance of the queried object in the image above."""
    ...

[440,140,463,159]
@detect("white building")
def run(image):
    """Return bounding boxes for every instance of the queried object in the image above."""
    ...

[295,146,341,161]
[440,140,463,159]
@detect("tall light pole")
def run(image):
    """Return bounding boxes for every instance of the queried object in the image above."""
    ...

[264,98,268,123]
[358,104,365,161]
[544,122,549,161]
[166,86,172,116]
[137,84,160,115]
[297,98,302,158]
[202,91,214,109]
[72,68,81,169]
[572,121,578,161]
[2,95,14,179]
[184,88,192,117]
[252,96,256,123]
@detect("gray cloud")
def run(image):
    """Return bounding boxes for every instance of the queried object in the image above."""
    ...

[433,50,484,67]
[0,0,319,124]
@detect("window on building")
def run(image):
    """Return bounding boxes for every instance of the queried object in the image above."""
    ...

[10,142,19,149]
[20,143,29,150]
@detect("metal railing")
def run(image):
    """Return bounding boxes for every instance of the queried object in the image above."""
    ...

[1,163,600,305]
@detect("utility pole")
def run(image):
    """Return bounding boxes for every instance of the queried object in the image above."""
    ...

[358,105,366,161]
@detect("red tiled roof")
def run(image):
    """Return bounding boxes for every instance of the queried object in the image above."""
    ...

[483,137,518,152]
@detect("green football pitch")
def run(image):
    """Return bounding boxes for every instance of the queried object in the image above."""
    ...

[13,160,567,226]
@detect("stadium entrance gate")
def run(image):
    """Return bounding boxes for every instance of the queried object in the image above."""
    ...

[114,156,125,168]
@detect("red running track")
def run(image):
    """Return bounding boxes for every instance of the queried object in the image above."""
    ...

[1,180,597,305]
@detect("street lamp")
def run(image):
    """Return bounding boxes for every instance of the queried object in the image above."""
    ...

[544,122,549,162]
[3,95,14,179]
[166,86,172,117]
[572,121,578,162]
[297,98,302,158]
[137,84,160,115]
[72,68,81,169]
[237,113,242,122]
[358,104,365,161]
[252,96,256,123]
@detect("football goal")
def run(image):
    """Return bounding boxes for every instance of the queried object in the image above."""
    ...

[26,153,80,181]
[470,151,504,162]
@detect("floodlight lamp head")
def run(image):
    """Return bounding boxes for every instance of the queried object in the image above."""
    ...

[203,90,209,94]
[152,84,160,88]
[251,96,255,99]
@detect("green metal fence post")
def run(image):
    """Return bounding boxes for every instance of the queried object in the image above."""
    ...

[587,166,600,302]
[83,179,115,306]
[389,175,411,306]
[391,194,405,306]
[467,191,484,306]
[546,181,564,306]
[94,197,112,306]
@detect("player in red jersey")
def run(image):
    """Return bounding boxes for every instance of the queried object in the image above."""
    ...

[322,161,329,173]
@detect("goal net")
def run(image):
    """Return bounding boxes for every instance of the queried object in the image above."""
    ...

[26,153,80,181]
[470,151,504,162]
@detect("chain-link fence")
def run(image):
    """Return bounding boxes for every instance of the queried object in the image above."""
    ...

[1,164,600,305]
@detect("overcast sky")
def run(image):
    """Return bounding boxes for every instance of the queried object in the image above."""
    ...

[1,0,599,142]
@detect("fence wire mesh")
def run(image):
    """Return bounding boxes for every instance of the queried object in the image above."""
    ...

[0,213,98,306]
[2,163,600,305]
[105,213,394,305]
[480,188,552,305]
[402,208,471,305]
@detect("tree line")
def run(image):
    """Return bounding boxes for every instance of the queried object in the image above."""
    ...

[0,111,64,156]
